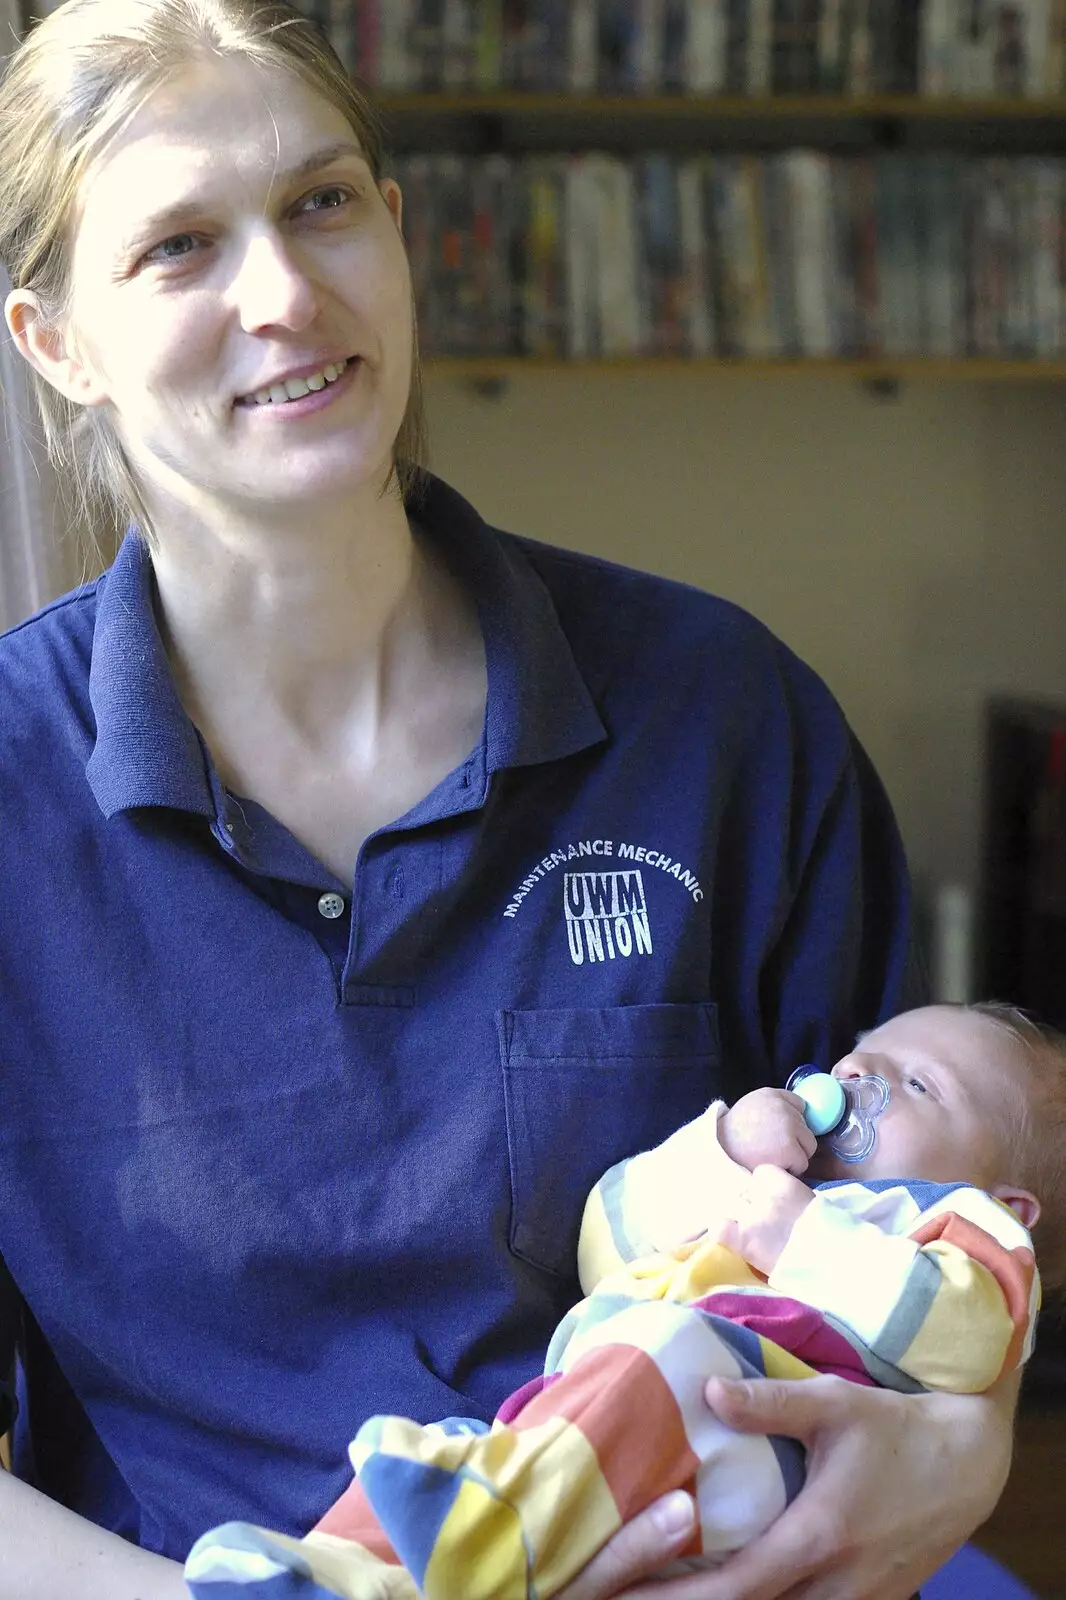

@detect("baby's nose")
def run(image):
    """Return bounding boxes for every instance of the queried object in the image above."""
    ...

[833,1054,875,1080]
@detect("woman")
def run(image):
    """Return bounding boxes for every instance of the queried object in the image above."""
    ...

[0,1,1016,1596]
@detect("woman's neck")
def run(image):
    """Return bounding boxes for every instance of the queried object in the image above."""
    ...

[150,483,431,750]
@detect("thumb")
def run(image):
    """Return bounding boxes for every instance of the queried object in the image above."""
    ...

[716,1217,742,1252]
[704,1373,847,1444]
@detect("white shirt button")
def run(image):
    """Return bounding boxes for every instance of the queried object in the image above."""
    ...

[317,892,346,920]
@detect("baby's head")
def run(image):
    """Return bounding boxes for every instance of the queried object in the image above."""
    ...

[807,1003,1066,1290]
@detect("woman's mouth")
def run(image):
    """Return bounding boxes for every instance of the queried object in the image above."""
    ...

[234,356,360,414]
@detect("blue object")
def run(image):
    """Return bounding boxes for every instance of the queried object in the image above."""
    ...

[0,473,918,1556]
[925,1542,1037,1598]
[789,1066,846,1132]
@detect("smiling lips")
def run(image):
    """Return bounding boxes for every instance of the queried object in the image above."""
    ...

[236,355,355,407]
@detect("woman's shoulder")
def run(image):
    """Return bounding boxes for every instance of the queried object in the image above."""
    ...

[0,575,101,742]
[500,528,852,759]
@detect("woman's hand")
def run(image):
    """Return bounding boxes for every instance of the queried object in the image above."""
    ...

[557,1370,1017,1600]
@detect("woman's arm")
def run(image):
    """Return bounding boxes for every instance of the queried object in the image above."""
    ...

[0,1471,188,1600]
[558,1371,1018,1600]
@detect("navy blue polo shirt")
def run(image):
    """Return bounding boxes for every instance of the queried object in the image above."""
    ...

[0,473,919,1558]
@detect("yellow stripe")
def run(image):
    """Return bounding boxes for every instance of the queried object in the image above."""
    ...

[421,1416,622,1598]
[423,1476,528,1600]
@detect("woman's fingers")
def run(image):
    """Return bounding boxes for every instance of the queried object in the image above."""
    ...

[703,1373,843,1443]
[556,1491,697,1600]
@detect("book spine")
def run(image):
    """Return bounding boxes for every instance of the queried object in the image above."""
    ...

[565,158,595,357]
[635,155,661,351]
[403,155,439,354]
[569,0,599,86]
[634,0,665,88]
[598,158,644,353]
[703,157,737,353]
[408,0,447,89]
[818,0,847,90]
[442,0,472,86]
[677,157,714,353]
[471,0,504,85]
[788,150,833,356]
[501,0,527,86]
[598,0,641,90]
[379,0,413,86]
[828,155,858,355]
[661,0,688,87]
[1008,160,1036,354]
[745,157,776,354]
[894,0,921,88]
[919,0,952,94]
[1032,159,1062,356]
[770,0,798,90]
[327,0,359,78]
[847,0,872,90]
[526,158,566,355]
[723,0,751,89]
[748,0,775,91]
[764,154,799,353]
[850,156,881,353]
[1047,0,1066,91]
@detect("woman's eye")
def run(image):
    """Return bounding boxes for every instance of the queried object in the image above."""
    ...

[300,185,351,213]
[143,233,200,265]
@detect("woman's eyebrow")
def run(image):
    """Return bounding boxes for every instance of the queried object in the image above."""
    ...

[117,140,366,251]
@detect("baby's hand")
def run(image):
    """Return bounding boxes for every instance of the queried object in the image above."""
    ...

[718,1164,815,1274]
[718,1086,817,1175]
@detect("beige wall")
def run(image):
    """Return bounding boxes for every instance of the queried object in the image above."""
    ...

[423,370,1066,904]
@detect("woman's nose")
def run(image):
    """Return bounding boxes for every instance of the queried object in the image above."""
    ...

[231,231,319,332]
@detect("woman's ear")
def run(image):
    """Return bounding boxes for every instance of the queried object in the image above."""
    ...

[992,1184,1041,1230]
[380,176,403,235]
[4,289,107,406]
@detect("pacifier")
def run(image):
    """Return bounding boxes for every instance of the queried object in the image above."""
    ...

[786,1064,890,1163]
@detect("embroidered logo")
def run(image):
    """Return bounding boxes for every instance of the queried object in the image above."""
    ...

[564,869,652,966]
[502,839,703,972]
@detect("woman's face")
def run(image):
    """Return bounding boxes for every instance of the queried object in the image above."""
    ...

[60,54,413,520]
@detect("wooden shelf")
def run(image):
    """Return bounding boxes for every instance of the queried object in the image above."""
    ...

[425,356,1066,382]
[377,91,1066,120]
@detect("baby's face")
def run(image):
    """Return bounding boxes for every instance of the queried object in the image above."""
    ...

[806,1006,1027,1190]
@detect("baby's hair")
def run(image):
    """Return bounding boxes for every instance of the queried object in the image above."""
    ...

[966,1001,1066,1295]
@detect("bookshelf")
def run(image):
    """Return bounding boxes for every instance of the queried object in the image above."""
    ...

[286,4,1066,375]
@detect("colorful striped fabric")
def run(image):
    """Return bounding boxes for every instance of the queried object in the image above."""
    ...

[185,1105,1039,1600]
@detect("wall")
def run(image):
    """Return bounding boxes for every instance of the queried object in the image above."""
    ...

[423,370,1066,904]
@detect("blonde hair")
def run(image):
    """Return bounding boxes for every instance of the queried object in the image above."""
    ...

[0,0,428,571]
[967,1001,1066,1295]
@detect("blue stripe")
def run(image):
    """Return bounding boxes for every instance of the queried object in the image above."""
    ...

[358,1453,463,1588]
[696,1312,769,1378]
[767,1433,807,1508]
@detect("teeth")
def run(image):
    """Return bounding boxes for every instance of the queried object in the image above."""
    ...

[248,359,348,406]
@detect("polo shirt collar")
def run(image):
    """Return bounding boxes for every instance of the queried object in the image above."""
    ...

[414,475,606,773]
[85,534,215,820]
[85,474,606,821]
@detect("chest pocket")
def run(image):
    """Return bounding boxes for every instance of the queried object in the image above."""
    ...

[498,1002,719,1281]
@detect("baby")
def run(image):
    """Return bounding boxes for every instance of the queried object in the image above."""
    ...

[185,1003,1066,1600]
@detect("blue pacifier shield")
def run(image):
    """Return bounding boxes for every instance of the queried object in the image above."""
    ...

[786,1065,890,1163]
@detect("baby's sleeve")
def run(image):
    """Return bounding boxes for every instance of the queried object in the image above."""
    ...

[768,1181,1039,1392]
[577,1101,748,1292]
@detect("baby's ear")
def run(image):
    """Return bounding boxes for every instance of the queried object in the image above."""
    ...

[991,1184,1041,1230]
